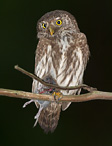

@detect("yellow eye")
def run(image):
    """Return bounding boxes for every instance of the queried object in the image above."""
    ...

[42,23,47,29]
[56,20,62,25]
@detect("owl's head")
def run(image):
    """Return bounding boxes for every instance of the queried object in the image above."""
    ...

[37,10,80,39]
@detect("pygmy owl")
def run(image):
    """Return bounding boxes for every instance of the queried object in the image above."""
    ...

[23,10,90,133]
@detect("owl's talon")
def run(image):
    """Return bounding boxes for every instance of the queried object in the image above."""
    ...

[52,92,63,102]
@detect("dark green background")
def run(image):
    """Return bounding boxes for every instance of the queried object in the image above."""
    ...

[1,0,112,145]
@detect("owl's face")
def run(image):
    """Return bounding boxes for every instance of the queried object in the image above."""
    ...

[37,10,79,39]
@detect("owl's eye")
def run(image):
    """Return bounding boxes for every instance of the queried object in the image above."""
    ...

[56,20,62,25]
[42,23,47,29]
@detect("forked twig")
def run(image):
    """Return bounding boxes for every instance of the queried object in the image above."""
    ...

[0,88,112,102]
[14,65,94,91]
[0,65,112,103]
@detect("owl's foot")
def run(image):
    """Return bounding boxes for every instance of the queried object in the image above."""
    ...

[52,91,63,102]
[23,100,34,108]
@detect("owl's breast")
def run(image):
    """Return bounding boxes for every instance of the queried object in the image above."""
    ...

[35,38,84,95]
[56,45,85,95]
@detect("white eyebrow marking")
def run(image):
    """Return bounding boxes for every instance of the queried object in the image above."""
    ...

[56,17,60,20]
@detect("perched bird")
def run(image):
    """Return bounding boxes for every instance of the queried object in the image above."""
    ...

[23,10,90,133]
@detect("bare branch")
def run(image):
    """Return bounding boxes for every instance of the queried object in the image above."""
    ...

[0,65,109,103]
[0,88,112,102]
[14,65,93,91]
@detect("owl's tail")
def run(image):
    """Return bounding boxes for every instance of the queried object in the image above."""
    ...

[38,102,61,133]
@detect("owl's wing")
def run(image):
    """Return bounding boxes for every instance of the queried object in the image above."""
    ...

[32,38,50,93]
[62,33,90,111]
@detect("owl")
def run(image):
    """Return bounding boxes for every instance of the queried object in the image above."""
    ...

[23,10,90,133]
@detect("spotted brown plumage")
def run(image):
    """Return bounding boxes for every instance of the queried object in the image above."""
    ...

[24,10,90,133]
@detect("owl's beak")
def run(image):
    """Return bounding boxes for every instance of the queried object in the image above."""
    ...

[49,27,54,36]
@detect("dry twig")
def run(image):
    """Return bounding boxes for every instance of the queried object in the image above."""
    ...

[0,88,112,102]
[0,65,112,102]
[14,65,93,91]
